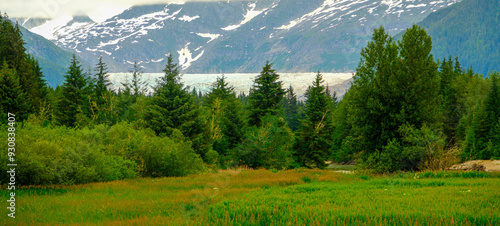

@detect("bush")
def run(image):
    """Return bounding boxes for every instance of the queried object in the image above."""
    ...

[358,124,458,173]
[234,115,294,170]
[358,139,401,174]
[0,121,205,185]
[335,136,361,163]
[103,122,204,177]
[0,123,137,185]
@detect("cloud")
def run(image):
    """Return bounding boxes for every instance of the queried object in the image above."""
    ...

[1,0,250,22]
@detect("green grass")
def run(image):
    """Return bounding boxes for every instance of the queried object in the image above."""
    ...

[2,169,499,225]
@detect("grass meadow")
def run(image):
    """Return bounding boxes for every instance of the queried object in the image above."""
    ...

[2,169,499,225]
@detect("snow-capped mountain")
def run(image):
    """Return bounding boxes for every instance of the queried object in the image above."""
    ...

[26,0,461,73]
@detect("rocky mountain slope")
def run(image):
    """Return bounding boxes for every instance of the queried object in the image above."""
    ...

[24,0,460,74]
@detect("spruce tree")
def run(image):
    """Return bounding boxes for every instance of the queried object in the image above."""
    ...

[283,85,301,131]
[294,72,334,168]
[130,61,147,98]
[57,54,89,127]
[466,72,500,159]
[205,76,244,159]
[0,13,47,116]
[439,56,462,144]
[93,55,111,106]
[116,86,134,122]
[0,61,29,122]
[90,55,118,124]
[146,55,208,158]
[247,62,286,127]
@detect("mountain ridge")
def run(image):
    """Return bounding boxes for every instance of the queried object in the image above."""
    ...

[416,0,500,76]
[9,21,91,87]
[23,0,460,76]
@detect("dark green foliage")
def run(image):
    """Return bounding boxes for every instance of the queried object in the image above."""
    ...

[349,26,400,153]
[282,85,303,131]
[294,72,335,168]
[145,54,208,158]
[238,91,248,104]
[454,68,490,142]
[396,24,441,128]
[92,55,111,107]
[439,57,463,145]
[116,61,148,122]
[191,87,204,105]
[88,55,117,125]
[0,61,29,122]
[247,62,286,127]
[204,76,244,163]
[26,55,48,111]
[463,72,500,160]
[129,61,148,97]
[358,124,447,173]
[116,82,134,122]
[0,13,48,119]
[331,95,355,163]
[348,25,442,172]
[56,54,90,127]
[236,115,294,169]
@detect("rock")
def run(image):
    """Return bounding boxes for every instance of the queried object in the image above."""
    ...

[449,160,500,172]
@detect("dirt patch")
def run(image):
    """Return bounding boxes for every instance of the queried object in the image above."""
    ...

[449,160,500,172]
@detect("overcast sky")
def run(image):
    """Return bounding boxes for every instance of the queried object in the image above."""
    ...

[1,0,248,22]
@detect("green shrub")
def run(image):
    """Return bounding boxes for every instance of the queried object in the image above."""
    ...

[0,121,205,185]
[0,123,137,185]
[358,124,454,173]
[235,115,294,170]
[103,122,204,177]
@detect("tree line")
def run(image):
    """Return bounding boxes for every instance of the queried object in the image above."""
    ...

[1,14,499,185]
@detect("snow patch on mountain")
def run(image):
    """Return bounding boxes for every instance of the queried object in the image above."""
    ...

[178,15,200,22]
[407,4,427,8]
[196,33,221,43]
[152,58,164,63]
[30,16,73,40]
[178,43,204,70]
[33,6,184,53]
[221,2,267,31]
[276,0,373,30]
[382,0,404,14]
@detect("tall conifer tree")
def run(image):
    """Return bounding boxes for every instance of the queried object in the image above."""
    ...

[130,61,148,97]
[283,85,302,131]
[205,76,244,158]
[465,72,500,159]
[57,54,89,127]
[247,62,286,127]
[0,13,47,116]
[294,72,334,168]
[146,55,208,158]
[0,61,29,122]
[93,56,111,106]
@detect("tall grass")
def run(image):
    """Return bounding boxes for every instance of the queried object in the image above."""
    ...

[1,169,498,225]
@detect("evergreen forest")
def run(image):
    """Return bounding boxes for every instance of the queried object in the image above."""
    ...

[1,14,499,185]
